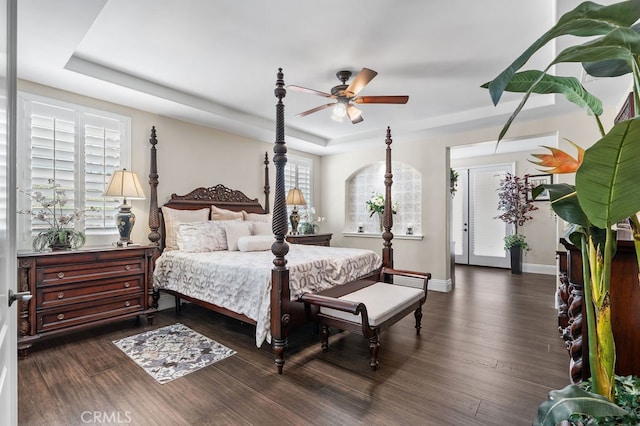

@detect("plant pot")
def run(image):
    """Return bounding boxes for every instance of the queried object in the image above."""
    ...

[510,246,523,275]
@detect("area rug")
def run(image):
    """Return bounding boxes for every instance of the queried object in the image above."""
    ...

[113,323,236,384]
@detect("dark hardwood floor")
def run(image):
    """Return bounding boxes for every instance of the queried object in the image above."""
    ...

[18,265,570,425]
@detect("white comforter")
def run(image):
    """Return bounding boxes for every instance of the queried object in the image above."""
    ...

[153,244,382,346]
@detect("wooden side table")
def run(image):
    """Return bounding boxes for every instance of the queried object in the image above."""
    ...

[17,245,157,357]
[286,233,332,247]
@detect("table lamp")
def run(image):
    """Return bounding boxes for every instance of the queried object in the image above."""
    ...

[104,169,146,246]
[286,188,306,235]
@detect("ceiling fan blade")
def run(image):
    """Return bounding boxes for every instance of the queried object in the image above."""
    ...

[296,103,335,117]
[288,85,333,98]
[347,104,364,124]
[354,95,409,104]
[345,68,378,97]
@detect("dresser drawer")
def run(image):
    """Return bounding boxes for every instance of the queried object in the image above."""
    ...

[37,295,144,333]
[37,276,143,309]
[37,258,145,287]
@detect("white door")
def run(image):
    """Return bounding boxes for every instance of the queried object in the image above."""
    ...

[453,165,511,268]
[0,1,17,424]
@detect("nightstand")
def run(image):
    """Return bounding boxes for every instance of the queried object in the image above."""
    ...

[286,233,332,246]
[16,245,157,357]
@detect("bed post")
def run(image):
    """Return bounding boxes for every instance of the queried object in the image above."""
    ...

[148,126,161,246]
[264,151,270,213]
[382,126,394,269]
[271,68,290,374]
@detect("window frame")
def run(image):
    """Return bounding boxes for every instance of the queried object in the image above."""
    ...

[16,92,132,249]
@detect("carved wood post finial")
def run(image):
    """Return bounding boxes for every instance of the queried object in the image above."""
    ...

[148,126,161,245]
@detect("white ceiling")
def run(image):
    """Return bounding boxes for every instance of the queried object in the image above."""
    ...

[17,0,629,156]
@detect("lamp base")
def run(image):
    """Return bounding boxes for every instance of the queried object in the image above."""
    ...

[116,203,136,246]
[289,208,300,235]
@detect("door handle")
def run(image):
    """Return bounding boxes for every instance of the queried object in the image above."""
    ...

[8,289,32,307]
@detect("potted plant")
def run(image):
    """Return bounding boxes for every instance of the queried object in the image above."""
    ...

[495,173,537,274]
[483,0,640,416]
[18,179,87,251]
[366,192,397,233]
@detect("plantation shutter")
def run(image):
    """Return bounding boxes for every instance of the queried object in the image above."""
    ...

[28,102,77,232]
[83,113,121,234]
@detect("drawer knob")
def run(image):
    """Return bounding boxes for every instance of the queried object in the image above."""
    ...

[124,282,130,288]
[57,292,64,299]
[124,301,131,307]
[57,313,64,320]
[125,265,131,271]
[57,272,64,279]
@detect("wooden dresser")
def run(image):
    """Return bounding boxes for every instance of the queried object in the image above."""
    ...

[286,233,332,246]
[558,239,640,383]
[17,245,157,357]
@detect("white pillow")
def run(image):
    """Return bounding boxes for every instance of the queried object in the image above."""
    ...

[161,206,210,250]
[237,235,274,252]
[251,221,272,236]
[176,220,239,252]
[243,211,272,223]
[225,221,252,251]
[211,205,244,221]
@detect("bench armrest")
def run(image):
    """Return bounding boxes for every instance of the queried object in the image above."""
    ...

[298,293,365,315]
[381,267,431,292]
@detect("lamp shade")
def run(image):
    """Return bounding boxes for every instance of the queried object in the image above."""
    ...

[286,188,306,206]
[104,169,146,200]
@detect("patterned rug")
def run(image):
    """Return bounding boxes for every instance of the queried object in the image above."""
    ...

[113,323,236,384]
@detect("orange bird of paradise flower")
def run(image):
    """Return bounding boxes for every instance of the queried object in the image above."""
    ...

[530,139,584,174]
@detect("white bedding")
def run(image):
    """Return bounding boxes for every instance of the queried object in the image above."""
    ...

[153,244,382,346]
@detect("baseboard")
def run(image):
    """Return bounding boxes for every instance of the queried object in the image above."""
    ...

[523,263,556,275]
[428,278,452,293]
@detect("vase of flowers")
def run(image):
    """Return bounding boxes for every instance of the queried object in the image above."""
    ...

[18,179,87,251]
[299,206,325,235]
[366,192,397,232]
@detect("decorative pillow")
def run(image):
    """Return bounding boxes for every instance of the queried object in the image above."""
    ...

[161,206,210,250]
[176,220,238,252]
[242,211,272,223]
[211,205,244,221]
[237,235,274,252]
[225,221,253,251]
[251,221,272,236]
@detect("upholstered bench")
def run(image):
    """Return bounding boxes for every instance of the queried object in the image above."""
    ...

[300,267,430,370]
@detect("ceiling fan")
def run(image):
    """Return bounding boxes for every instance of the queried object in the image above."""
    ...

[288,68,409,124]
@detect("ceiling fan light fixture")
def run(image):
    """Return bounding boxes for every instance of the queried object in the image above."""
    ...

[331,103,347,121]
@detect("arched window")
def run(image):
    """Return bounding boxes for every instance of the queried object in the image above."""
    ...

[346,161,421,235]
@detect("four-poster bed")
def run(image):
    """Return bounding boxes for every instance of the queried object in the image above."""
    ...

[146,69,398,373]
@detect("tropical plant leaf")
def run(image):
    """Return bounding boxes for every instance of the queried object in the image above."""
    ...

[576,118,640,228]
[488,0,640,106]
[553,27,640,66]
[545,183,589,228]
[482,71,603,116]
[534,384,628,426]
[582,22,640,77]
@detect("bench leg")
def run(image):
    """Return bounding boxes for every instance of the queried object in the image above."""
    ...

[321,324,330,352]
[414,306,423,335]
[369,332,380,371]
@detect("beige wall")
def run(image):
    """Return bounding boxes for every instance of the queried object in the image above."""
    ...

[321,108,615,285]
[18,80,322,245]
[20,79,615,286]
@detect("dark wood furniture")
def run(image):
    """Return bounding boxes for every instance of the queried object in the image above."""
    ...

[146,69,397,374]
[17,245,156,357]
[286,233,332,246]
[300,267,429,370]
[558,238,640,383]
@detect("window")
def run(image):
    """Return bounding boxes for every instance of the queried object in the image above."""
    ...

[347,161,422,235]
[17,93,131,249]
[284,156,313,229]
